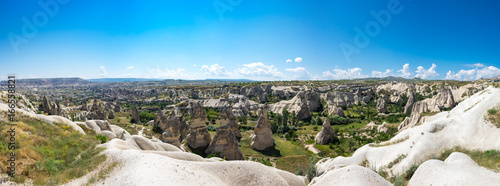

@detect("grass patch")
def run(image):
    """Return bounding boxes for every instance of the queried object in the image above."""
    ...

[437,146,500,173]
[486,107,500,128]
[0,116,106,185]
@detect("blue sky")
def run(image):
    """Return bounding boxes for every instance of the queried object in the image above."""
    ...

[1,0,500,81]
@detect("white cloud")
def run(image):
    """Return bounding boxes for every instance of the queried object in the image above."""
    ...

[322,67,368,80]
[397,63,411,78]
[295,57,303,63]
[286,67,312,80]
[126,66,134,70]
[150,68,187,79]
[201,64,230,76]
[446,66,500,80]
[99,66,107,76]
[476,66,500,79]
[465,63,485,68]
[236,62,283,78]
[193,64,197,67]
[414,63,439,79]
[286,59,292,63]
[445,69,476,81]
[372,69,393,77]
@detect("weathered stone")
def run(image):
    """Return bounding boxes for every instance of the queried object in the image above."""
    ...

[185,102,211,151]
[376,98,387,113]
[131,106,141,124]
[157,108,189,147]
[108,110,115,119]
[315,120,336,145]
[114,101,121,112]
[205,124,244,160]
[251,104,275,150]
[80,99,89,111]
[404,92,415,115]
[220,106,242,141]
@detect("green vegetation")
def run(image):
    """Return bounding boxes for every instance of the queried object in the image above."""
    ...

[0,116,106,185]
[139,111,156,124]
[437,146,500,173]
[487,108,500,128]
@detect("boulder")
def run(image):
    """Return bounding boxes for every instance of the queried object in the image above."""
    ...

[251,104,275,150]
[185,102,211,151]
[315,120,336,145]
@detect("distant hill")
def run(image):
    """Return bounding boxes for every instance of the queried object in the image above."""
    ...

[0,77,89,86]
[204,79,254,82]
[86,78,165,82]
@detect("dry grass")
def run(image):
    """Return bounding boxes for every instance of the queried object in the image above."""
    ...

[0,115,106,185]
[487,107,500,128]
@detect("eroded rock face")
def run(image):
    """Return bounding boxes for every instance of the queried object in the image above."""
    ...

[131,106,141,124]
[377,122,389,134]
[404,92,415,115]
[220,106,242,141]
[185,102,211,151]
[80,99,89,111]
[157,108,189,147]
[251,104,275,150]
[205,124,244,160]
[376,98,387,113]
[315,120,336,145]
[108,110,115,119]
[114,101,121,112]
[296,101,311,120]
[398,111,421,130]
[326,105,345,117]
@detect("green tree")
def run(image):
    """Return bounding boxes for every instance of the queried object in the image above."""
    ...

[282,108,289,129]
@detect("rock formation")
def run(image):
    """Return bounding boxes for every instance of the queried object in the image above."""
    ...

[108,110,115,119]
[220,106,242,141]
[404,92,415,115]
[376,98,387,113]
[326,105,345,117]
[251,104,275,150]
[315,120,336,145]
[185,102,211,151]
[131,106,141,124]
[205,124,244,160]
[296,101,311,120]
[377,122,389,134]
[157,108,189,147]
[114,101,121,112]
[80,99,89,111]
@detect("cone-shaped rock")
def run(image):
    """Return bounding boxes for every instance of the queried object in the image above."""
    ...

[220,106,242,141]
[114,101,121,112]
[108,110,115,119]
[315,120,336,145]
[157,108,189,147]
[131,106,141,124]
[205,124,244,160]
[186,102,211,151]
[251,104,275,150]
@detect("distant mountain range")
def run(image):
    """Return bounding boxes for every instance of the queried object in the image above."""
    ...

[0,77,255,86]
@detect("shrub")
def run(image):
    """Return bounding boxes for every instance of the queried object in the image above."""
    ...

[488,109,497,115]
[95,134,108,144]
[405,164,419,180]
[207,125,218,131]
